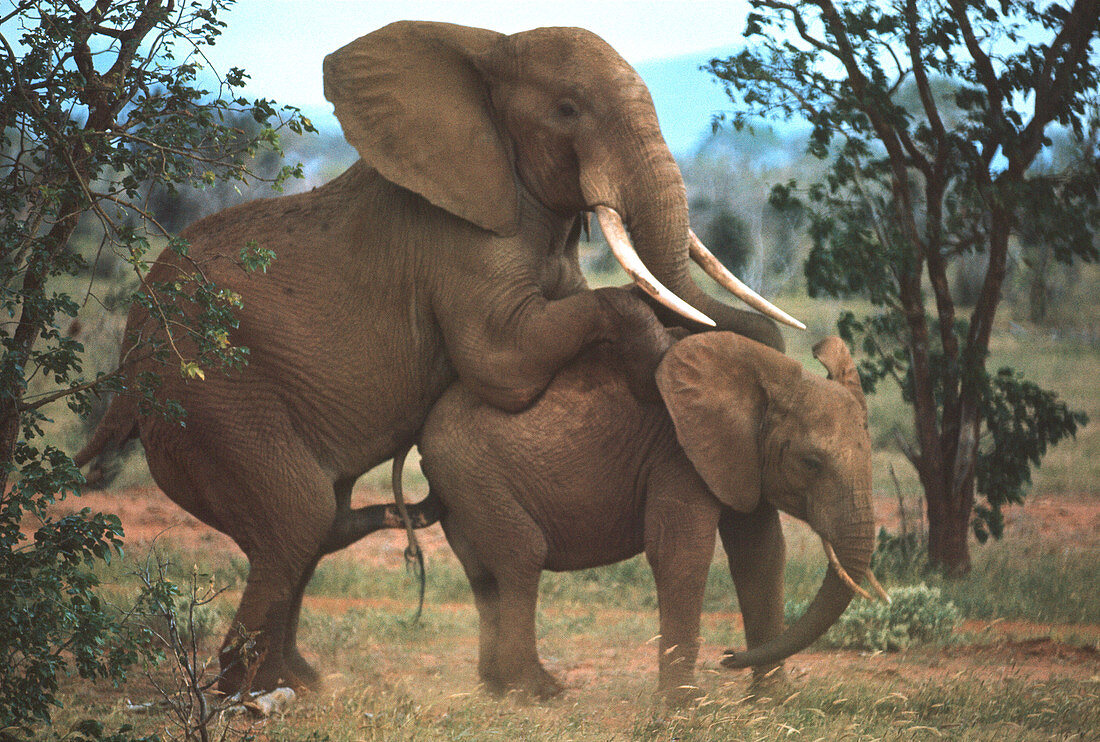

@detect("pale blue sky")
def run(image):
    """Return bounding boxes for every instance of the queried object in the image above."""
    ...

[207,1,753,108]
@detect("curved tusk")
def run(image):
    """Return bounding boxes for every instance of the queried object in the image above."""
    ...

[688,230,807,330]
[866,569,892,604]
[595,206,716,327]
[821,538,873,601]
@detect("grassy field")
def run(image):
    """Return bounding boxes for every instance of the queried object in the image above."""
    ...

[38,263,1100,740]
[47,507,1100,740]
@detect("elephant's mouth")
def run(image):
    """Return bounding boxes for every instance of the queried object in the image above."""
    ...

[593,206,804,331]
[821,537,889,603]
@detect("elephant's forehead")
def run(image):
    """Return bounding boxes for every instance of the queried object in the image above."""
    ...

[500,27,640,84]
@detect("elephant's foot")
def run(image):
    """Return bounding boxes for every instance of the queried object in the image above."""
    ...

[660,680,705,708]
[218,657,314,696]
[217,642,318,695]
[283,646,323,689]
[483,664,563,701]
[746,665,790,700]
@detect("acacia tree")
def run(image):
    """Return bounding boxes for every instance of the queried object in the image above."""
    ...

[0,0,310,730]
[708,0,1099,573]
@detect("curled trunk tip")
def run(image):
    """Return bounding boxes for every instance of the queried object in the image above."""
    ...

[721,534,874,669]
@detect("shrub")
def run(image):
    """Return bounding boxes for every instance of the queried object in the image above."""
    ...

[870,526,929,583]
[0,2,308,733]
[785,584,960,652]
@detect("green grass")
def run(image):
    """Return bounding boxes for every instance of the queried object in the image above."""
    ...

[625,677,1100,741]
[939,538,1100,624]
[54,660,1100,742]
[51,526,1100,741]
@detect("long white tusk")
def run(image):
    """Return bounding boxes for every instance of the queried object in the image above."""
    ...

[596,206,715,327]
[866,569,892,604]
[821,538,874,601]
[688,230,807,330]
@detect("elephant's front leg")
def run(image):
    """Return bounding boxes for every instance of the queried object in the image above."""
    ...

[440,284,669,412]
[644,475,721,702]
[719,505,787,684]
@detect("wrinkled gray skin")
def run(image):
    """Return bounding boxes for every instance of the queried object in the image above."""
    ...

[76,22,782,693]
[417,332,875,701]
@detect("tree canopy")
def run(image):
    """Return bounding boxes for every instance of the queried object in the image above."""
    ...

[0,0,311,730]
[707,0,1099,572]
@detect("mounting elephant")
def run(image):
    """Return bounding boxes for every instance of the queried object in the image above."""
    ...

[415,333,884,700]
[76,22,800,693]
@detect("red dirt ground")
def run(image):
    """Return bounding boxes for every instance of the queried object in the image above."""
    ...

[67,486,1100,563]
[61,485,454,565]
[54,486,1100,688]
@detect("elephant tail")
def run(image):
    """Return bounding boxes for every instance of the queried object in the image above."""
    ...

[320,444,443,620]
[392,444,428,620]
[73,392,140,489]
[320,445,444,555]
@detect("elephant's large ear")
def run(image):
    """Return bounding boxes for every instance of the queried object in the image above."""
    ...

[655,333,767,513]
[812,337,868,424]
[324,22,519,236]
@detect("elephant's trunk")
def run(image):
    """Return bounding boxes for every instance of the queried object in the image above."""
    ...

[666,274,787,353]
[600,114,788,352]
[721,511,875,669]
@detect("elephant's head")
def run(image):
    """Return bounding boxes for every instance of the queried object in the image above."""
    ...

[655,333,884,667]
[323,21,801,348]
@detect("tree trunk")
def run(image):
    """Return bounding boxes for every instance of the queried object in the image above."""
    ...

[925,472,973,575]
[0,411,17,496]
[0,195,83,494]
[908,302,977,576]
[1027,247,1050,323]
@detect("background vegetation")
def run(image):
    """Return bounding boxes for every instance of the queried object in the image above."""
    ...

[0,0,308,737]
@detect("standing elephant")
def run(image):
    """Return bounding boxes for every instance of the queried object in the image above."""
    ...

[76,22,799,692]
[417,333,881,700]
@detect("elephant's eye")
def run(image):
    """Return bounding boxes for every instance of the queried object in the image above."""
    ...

[800,454,824,473]
[556,99,579,118]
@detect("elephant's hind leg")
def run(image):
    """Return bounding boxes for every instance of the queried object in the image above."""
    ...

[213,459,337,693]
[277,554,324,688]
[442,500,560,699]
[455,515,559,698]
[493,572,561,699]
[441,521,505,689]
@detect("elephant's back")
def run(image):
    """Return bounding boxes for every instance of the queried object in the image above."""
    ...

[177,160,380,265]
[420,346,669,568]
[422,346,650,467]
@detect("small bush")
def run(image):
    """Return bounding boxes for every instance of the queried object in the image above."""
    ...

[870,526,929,583]
[785,584,960,652]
